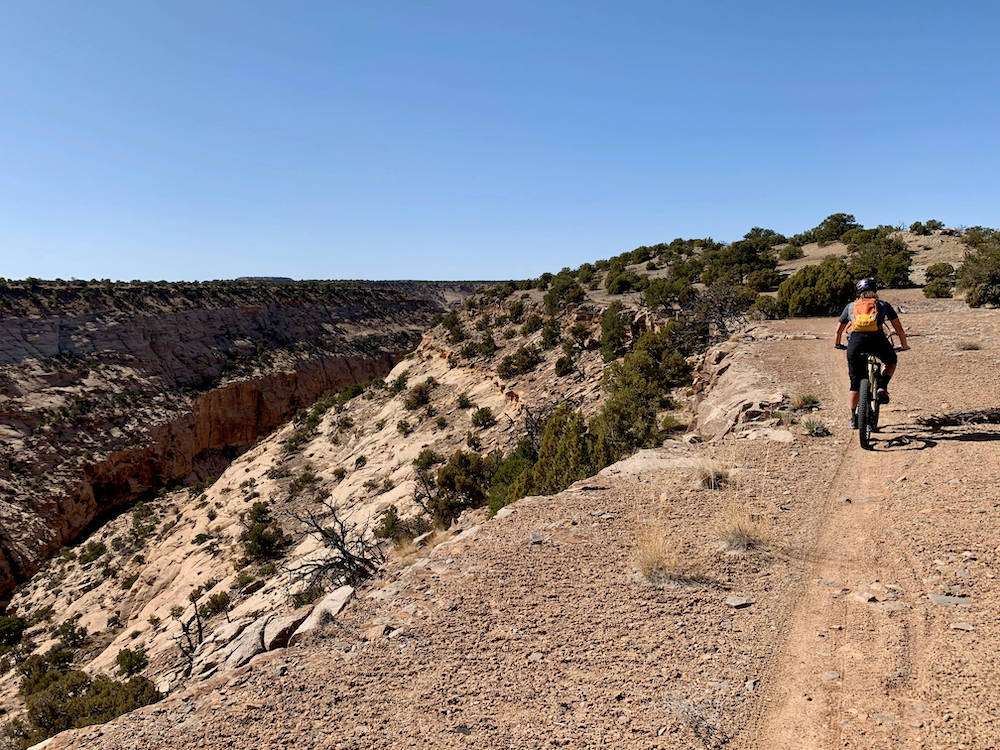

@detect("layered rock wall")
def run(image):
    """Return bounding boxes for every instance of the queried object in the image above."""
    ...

[0,280,477,599]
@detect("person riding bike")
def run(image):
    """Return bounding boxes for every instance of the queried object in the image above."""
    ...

[834,277,910,429]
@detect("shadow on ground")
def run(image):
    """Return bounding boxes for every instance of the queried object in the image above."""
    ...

[872,407,1000,451]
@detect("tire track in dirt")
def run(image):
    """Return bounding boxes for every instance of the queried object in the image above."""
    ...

[740,321,970,749]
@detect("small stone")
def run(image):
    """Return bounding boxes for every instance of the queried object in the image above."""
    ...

[724,596,753,609]
[821,671,840,682]
[949,622,974,632]
[276,665,288,677]
[528,532,545,545]
[929,593,970,607]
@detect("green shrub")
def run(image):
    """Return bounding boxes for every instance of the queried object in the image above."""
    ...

[115,646,148,677]
[373,505,430,544]
[54,617,87,650]
[778,244,804,261]
[239,502,288,562]
[802,418,831,437]
[745,268,783,292]
[600,302,628,362]
[957,233,1000,307]
[540,318,561,349]
[497,345,541,379]
[520,313,543,336]
[17,662,159,744]
[487,441,535,513]
[590,328,688,464]
[776,257,853,317]
[642,274,697,311]
[439,311,467,343]
[543,273,585,313]
[396,420,413,436]
[524,406,593,495]
[847,235,913,288]
[700,236,778,286]
[793,212,861,245]
[475,333,498,357]
[403,378,436,410]
[0,616,27,650]
[507,298,526,323]
[202,591,231,618]
[456,393,473,409]
[430,451,494,526]
[604,268,647,294]
[78,541,107,565]
[923,278,953,298]
[925,262,956,281]
[389,373,408,394]
[554,355,574,377]
[750,294,786,319]
[471,407,496,428]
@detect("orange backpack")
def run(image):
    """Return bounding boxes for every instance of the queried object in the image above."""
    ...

[851,298,880,333]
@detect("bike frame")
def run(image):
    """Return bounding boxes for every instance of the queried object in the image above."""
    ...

[858,329,897,450]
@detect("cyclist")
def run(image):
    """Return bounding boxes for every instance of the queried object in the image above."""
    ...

[834,278,910,429]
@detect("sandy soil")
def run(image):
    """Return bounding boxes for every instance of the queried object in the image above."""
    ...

[45,290,1000,750]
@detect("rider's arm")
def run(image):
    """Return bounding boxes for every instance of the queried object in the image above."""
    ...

[890,317,909,349]
[835,321,847,347]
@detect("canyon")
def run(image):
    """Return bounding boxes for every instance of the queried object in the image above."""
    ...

[0,279,478,600]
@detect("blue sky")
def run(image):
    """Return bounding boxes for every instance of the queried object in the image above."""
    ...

[2,1,998,281]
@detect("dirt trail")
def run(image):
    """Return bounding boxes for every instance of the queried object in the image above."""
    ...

[744,292,1000,748]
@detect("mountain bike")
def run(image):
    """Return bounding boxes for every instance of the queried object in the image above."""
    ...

[837,333,905,451]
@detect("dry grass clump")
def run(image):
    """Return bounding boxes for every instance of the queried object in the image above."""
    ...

[693,459,729,489]
[792,393,821,410]
[635,526,706,586]
[957,340,982,351]
[392,528,450,563]
[802,418,831,437]
[716,504,769,552]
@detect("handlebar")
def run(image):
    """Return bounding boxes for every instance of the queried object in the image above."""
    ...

[835,343,909,351]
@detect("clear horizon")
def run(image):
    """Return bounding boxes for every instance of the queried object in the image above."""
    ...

[2,1,999,282]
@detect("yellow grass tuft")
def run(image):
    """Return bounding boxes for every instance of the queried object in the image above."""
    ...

[635,526,706,586]
[716,503,769,552]
[694,459,729,490]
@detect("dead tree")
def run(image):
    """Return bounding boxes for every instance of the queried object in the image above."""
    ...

[284,497,385,591]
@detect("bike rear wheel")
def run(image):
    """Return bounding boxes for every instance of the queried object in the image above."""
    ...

[858,378,873,450]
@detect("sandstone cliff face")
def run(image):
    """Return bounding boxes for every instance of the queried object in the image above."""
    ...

[2,289,613,708]
[0,280,477,599]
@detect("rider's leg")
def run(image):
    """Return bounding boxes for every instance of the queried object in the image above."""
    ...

[846,335,863,427]
[875,340,899,400]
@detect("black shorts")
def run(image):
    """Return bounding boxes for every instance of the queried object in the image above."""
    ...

[846,333,896,391]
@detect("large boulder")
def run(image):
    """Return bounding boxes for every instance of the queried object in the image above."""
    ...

[263,606,312,650]
[288,586,354,645]
[222,614,272,670]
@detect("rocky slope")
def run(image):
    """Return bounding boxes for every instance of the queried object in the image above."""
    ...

[0,280,478,600]
[2,287,649,718]
[38,289,1000,750]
